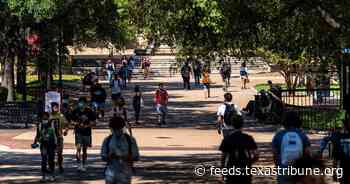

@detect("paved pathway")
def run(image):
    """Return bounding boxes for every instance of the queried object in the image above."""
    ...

[1,73,336,184]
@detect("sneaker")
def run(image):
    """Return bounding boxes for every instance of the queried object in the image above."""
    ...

[48,175,55,182]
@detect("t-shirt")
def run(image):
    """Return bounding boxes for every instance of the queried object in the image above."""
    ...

[217,103,241,130]
[272,128,310,167]
[106,63,114,71]
[240,67,248,76]
[219,131,257,183]
[72,107,97,136]
[155,89,168,105]
[111,79,122,94]
[49,112,68,137]
[181,65,191,78]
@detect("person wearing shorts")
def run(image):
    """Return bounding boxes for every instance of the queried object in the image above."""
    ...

[72,97,97,171]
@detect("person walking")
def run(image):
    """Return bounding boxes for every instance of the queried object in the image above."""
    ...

[71,97,97,171]
[90,82,107,118]
[32,112,58,182]
[272,111,311,184]
[240,62,249,89]
[114,96,128,122]
[202,68,211,98]
[101,116,140,184]
[181,62,192,90]
[217,93,241,138]
[221,61,231,92]
[142,57,151,79]
[319,116,350,184]
[49,102,69,174]
[133,85,143,125]
[192,59,202,86]
[119,62,129,89]
[219,115,259,184]
[106,59,115,82]
[154,83,169,126]
[111,74,123,109]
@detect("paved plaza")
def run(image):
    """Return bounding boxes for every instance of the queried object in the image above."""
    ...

[0,73,333,184]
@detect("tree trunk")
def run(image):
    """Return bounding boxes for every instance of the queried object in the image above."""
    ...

[4,57,15,102]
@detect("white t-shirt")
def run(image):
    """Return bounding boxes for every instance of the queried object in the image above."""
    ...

[111,79,122,94]
[217,102,241,130]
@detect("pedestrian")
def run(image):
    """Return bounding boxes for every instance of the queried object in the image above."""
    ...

[114,96,128,121]
[272,111,311,184]
[133,85,143,125]
[154,83,169,126]
[82,72,98,91]
[221,61,231,91]
[217,93,241,138]
[127,57,134,82]
[192,59,202,86]
[111,74,123,109]
[219,115,258,184]
[240,62,249,89]
[319,116,350,184]
[71,97,97,171]
[119,62,129,89]
[106,59,115,82]
[202,68,211,98]
[32,112,58,182]
[101,116,140,184]
[142,57,151,79]
[49,102,69,174]
[90,82,107,118]
[181,61,192,90]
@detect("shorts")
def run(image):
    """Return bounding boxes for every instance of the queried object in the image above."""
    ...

[111,93,121,101]
[75,134,92,147]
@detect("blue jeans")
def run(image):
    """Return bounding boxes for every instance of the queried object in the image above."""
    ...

[107,70,113,82]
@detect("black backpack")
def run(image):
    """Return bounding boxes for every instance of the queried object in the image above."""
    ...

[226,143,254,168]
[223,104,238,126]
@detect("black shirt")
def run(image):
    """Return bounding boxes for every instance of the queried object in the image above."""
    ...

[91,86,107,103]
[72,107,97,136]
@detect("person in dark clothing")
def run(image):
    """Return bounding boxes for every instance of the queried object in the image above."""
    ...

[192,59,202,86]
[119,62,129,89]
[181,62,192,90]
[133,85,143,125]
[268,80,282,100]
[219,115,259,184]
[90,83,107,118]
[71,97,97,171]
[33,112,57,182]
[320,117,350,184]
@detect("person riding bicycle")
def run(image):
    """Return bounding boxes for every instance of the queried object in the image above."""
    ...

[90,82,107,119]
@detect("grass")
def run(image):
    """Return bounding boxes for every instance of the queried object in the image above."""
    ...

[254,83,340,92]
[27,74,82,88]
[301,109,345,130]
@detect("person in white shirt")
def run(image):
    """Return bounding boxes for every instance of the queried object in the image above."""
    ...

[217,93,242,138]
[105,60,115,82]
[240,62,249,89]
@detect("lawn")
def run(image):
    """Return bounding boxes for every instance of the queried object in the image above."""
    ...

[254,83,340,92]
[27,74,82,87]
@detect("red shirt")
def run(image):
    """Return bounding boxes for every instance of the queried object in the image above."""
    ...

[155,89,168,105]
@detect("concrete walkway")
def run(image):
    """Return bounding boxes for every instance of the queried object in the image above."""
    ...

[2,72,325,184]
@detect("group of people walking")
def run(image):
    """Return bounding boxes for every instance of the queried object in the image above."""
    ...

[217,92,350,184]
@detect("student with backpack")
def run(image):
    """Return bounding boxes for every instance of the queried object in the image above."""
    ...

[219,115,259,184]
[106,59,115,82]
[272,111,311,184]
[49,102,69,174]
[90,82,107,119]
[101,116,140,184]
[217,93,241,138]
[181,62,192,90]
[154,83,169,126]
[133,85,143,125]
[319,117,350,184]
[32,112,58,182]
